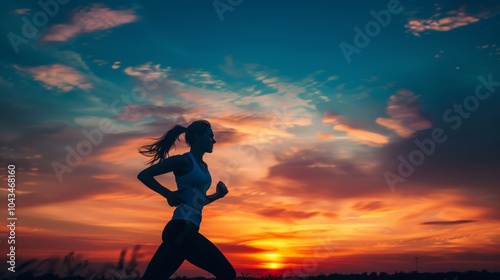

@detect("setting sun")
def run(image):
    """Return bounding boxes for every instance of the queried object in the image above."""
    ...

[267,262,282,270]
[257,253,284,270]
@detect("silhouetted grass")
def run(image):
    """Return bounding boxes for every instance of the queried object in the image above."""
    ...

[2,246,142,280]
[2,247,499,280]
[97,244,142,280]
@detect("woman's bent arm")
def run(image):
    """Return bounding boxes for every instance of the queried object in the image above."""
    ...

[204,181,228,206]
[204,193,219,205]
[137,173,172,198]
[137,155,186,198]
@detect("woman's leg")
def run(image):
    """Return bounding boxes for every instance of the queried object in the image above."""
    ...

[141,220,198,280]
[140,242,185,280]
[184,232,236,280]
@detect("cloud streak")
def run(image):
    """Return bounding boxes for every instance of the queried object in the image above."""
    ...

[43,5,138,42]
[406,11,481,36]
[420,220,477,225]
[18,64,92,92]
[376,89,431,138]
[323,110,389,146]
[256,206,320,221]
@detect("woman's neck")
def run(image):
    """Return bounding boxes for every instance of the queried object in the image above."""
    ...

[190,148,205,162]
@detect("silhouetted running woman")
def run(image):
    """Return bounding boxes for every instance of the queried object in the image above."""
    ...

[137,120,236,280]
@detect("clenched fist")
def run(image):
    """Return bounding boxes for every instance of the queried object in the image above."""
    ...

[215,181,228,199]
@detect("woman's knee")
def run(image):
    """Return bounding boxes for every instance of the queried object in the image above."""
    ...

[216,265,236,280]
[228,266,237,280]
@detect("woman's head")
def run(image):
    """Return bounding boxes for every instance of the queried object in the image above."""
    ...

[187,121,216,154]
[139,120,215,165]
[185,120,214,148]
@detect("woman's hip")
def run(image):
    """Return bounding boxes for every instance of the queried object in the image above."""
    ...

[162,219,200,247]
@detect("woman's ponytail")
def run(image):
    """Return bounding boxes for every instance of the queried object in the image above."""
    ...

[138,124,187,165]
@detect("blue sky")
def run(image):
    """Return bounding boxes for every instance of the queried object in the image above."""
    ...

[1,0,500,275]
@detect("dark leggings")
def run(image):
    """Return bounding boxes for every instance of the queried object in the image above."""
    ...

[141,220,236,280]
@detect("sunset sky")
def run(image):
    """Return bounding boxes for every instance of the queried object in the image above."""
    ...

[1,0,500,277]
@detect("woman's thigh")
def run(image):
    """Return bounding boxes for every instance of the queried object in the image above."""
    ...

[184,232,236,280]
[141,220,200,280]
[162,219,199,246]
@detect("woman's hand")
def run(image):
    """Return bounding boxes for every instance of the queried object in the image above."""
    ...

[215,181,229,199]
[204,181,229,205]
[166,189,186,207]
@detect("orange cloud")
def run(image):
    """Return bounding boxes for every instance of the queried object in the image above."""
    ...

[316,132,334,140]
[19,64,92,92]
[376,89,431,137]
[351,201,385,211]
[256,207,320,221]
[322,110,388,146]
[322,110,341,125]
[91,173,119,180]
[333,124,388,146]
[43,5,138,42]
[406,11,480,36]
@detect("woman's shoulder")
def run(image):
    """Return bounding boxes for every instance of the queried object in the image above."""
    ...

[168,153,189,163]
[172,153,192,176]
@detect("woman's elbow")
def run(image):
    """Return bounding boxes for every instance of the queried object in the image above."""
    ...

[137,170,148,182]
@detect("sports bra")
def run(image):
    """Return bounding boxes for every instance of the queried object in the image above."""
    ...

[171,152,212,226]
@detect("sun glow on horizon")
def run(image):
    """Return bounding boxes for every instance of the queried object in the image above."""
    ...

[266,262,282,269]
[261,253,284,270]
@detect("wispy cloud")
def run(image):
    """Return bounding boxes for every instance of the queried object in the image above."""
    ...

[218,55,243,77]
[124,62,171,82]
[17,64,92,92]
[405,11,481,37]
[323,110,388,146]
[117,104,190,121]
[14,8,31,15]
[111,61,121,69]
[42,5,138,42]
[183,69,228,90]
[420,220,477,226]
[334,124,388,146]
[316,131,335,140]
[257,206,320,221]
[376,89,431,138]
[352,201,386,211]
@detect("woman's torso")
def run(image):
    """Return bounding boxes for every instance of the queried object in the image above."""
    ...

[171,152,211,226]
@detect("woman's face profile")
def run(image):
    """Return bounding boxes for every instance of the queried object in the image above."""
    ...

[196,127,216,153]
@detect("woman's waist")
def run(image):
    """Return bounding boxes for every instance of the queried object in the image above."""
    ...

[175,203,204,213]
[177,188,209,203]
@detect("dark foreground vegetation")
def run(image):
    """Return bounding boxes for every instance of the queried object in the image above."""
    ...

[2,247,498,280]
